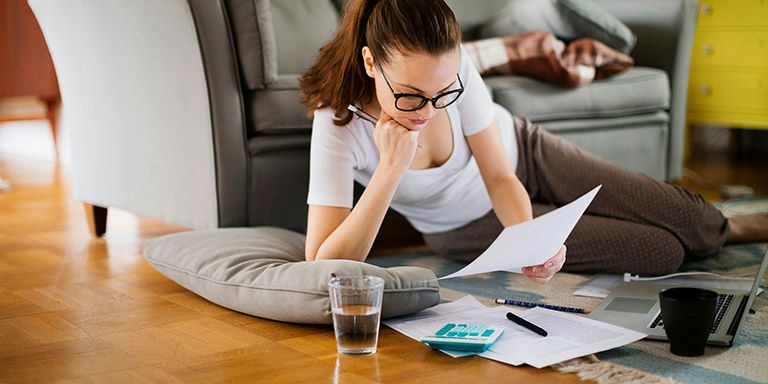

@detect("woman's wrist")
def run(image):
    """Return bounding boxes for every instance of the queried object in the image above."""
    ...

[374,161,407,183]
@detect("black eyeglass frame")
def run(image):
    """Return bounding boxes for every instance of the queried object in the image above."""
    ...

[376,63,464,112]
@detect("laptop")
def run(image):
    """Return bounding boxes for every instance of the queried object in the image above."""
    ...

[589,246,768,347]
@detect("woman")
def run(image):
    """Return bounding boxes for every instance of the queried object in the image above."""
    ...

[299,0,767,284]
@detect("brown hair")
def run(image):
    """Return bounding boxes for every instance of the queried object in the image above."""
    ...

[299,0,462,126]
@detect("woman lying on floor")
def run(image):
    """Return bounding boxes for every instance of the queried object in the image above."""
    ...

[299,0,768,283]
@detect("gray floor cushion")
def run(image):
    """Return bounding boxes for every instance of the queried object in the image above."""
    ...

[143,227,440,324]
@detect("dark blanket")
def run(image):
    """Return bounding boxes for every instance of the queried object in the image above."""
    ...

[464,31,633,87]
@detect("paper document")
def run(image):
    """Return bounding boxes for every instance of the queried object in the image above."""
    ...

[488,306,645,368]
[385,295,646,368]
[439,186,601,279]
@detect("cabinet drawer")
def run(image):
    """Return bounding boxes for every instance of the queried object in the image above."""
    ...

[688,71,768,112]
[698,0,768,27]
[691,31,768,67]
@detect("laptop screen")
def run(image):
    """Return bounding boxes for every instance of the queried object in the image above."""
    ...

[731,246,768,336]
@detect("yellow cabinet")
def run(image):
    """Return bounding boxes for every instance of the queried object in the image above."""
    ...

[687,0,768,130]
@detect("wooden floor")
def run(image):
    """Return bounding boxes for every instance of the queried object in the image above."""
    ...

[0,153,582,380]
[1,124,766,383]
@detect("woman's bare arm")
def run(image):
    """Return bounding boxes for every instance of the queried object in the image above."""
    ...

[467,119,564,284]
[306,112,418,261]
[305,166,402,261]
[466,119,532,226]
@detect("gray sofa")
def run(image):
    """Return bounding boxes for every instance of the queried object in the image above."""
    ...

[31,0,698,237]
[208,0,697,230]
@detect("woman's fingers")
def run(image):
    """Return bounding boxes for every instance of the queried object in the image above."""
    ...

[379,109,392,123]
[522,245,567,284]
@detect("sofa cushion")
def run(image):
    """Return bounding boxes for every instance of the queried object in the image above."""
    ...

[270,0,339,75]
[443,0,510,41]
[480,0,636,54]
[223,0,338,90]
[485,67,669,121]
[223,0,277,89]
[143,227,440,324]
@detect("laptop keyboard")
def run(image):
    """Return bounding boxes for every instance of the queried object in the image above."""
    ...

[649,293,734,334]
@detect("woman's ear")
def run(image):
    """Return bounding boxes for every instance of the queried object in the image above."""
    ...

[361,46,376,78]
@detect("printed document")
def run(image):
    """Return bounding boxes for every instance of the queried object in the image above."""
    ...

[385,295,645,368]
[439,185,601,279]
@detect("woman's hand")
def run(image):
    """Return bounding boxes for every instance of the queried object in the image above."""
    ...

[373,111,419,175]
[522,244,566,284]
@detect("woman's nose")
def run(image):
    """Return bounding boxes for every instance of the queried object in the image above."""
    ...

[417,103,437,120]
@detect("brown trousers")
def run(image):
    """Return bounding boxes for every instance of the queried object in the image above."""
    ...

[423,117,728,275]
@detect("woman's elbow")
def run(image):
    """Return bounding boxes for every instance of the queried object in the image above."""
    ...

[305,246,318,262]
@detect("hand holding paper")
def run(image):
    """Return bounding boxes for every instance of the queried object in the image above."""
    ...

[439,186,601,280]
[522,244,566,284]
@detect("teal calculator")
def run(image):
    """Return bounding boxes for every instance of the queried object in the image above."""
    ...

[419,323,504,352]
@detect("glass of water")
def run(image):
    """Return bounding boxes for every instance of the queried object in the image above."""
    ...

[328,275,385,355]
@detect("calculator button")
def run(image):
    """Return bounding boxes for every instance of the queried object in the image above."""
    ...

[435,324,455,335]
[457,332,468,337]
[447,332,457,337]
[469,332,479,337]
[481,330,494,337]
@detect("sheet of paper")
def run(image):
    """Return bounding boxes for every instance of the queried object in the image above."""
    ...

[573,274,625,298]
[384,295,645,368]
[573,274,764,299]
[487,306,646,368]
[439,185,601,280]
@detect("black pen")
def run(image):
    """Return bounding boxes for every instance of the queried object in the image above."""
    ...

[506,312,548,337]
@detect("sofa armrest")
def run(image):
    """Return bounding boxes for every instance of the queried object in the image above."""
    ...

[188,0,251,227]
[596,0,699,180]
[30,0,229,229]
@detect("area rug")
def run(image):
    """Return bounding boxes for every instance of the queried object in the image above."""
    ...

[368,198,768,384]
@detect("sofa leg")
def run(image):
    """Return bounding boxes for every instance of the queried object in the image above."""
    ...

[84,203,108,237]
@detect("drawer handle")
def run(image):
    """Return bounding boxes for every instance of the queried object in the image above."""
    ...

[700,85,712,96]
[702,44,713,56]
[701,4,713,15]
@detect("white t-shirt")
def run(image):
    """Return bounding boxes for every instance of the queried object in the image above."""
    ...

[307,45,518,233]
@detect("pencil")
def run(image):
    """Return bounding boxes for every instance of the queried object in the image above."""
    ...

[347,104,378,125]
[494,298,592,314]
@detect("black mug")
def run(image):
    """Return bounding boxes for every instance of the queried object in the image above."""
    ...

[658,287,718,357]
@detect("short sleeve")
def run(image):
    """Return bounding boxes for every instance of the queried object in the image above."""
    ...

[307,109,356,208]
[456,44,496,136]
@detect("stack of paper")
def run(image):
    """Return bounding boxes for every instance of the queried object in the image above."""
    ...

[385,296,646,368]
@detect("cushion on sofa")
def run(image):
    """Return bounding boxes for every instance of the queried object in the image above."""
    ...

[223,0,339,90]
[444,0,510,41]
[480,0,636,54]
[143,227,440,324]
[484,67,669,122]
[270,0,339,75]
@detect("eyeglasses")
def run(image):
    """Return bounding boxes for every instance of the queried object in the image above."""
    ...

[377,63,464,112]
